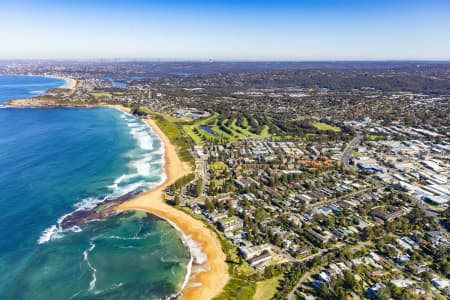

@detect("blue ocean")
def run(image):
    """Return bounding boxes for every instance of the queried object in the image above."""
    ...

[0,76,189,299]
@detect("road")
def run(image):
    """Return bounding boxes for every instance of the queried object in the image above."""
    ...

[287,245,343,300]
[306,187,370,211]
[193,157,209,202]
[287,241,371,300]
[341,132,363,170]
[202,160,208,192]
[287,269,315,300]
[411,194,449,234]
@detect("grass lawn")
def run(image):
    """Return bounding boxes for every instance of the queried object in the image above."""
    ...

[253,276,282,300]
[313,122,341,132]
[303,133,319,140]
[210,161,228,171]
[137,107,152,115]
[182,124,206,145]
[366,134,382,141]
[215,277,256,300]
[211,179,225,187]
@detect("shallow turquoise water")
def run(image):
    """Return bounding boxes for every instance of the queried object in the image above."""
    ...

[0,76,189,299]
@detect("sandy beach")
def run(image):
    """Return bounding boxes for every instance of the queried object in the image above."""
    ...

[42,75,77,90]
[49,75,77,89]
[115,108,229,299]
[65,78,77,89]
[2,100,230,298]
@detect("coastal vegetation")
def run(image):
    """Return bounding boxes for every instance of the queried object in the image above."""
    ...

[169,173,195,192]
[4,94,96,107]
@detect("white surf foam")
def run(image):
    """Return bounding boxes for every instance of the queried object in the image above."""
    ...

[108,174,127,189]
[91,282,124,296]
[73,197,103,210]
[31,90,46,95]
[112,181,146,196]
[187,282,202,288]
[148,214,207,298]
[133,157,152,176]
[150,147,164,156]
[37,199,99,245]
[130,127,154,150]
[83,241,97,291]
[37,225,58,244]
[104,232,155,240]
[36,110,166,245]
[185,235,207,265]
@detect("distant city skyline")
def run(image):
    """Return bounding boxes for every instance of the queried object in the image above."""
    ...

[1,0,450,60]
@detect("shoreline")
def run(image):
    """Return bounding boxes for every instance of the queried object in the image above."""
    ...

[2,94,229,299]
[63,77,77,89]
[43,74,77,90]
[113,105,229,300]
[0,74,77,90]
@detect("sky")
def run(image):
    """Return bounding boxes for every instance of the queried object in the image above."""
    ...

[0,0,449,60]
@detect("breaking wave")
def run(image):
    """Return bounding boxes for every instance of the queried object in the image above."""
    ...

[37,111,165,244]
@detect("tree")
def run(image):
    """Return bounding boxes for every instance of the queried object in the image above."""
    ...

[319,283,329,298]
[205,198,214,212]
[195,177,203,197]
[273,234,283,247]
[228,204,236,217]
[378,287,391,300]
[174,194,181,206]
[255,208,267,223]
[343,271,356,290]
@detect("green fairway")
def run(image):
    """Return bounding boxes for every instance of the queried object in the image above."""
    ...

[183,113,221,144]
[312,122,341,132]
[183,112,274,145]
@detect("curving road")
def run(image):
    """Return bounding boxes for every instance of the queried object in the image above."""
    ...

[341,132,363,170]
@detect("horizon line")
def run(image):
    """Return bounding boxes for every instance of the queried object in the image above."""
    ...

[1,58,450,63]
